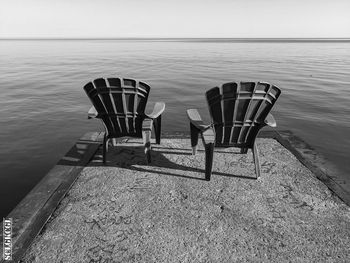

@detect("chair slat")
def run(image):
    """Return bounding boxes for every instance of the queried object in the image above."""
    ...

[206,87,223,143]
[93,78,107,89]
[222,82,237,144]
[237,82,257,143]
[126,93,135,133]
[133,82,139,135]
[121,85,129,134]
[136,82,150,113]
[107,77,122,88]
[108,92,122,132]
[242,99,264,143]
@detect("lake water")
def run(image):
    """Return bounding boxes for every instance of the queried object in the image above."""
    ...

[1,39,349,218]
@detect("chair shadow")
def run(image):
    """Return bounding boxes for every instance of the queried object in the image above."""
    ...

[151,145,244,155]
[88,143,257,181]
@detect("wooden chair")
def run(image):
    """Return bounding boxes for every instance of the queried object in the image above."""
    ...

[187,81,281,180]
[84,77,165,163]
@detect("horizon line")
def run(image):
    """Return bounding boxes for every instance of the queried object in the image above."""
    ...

[1,37,350,40]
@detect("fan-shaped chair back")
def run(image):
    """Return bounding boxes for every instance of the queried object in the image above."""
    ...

[206,81,281,148]
[84,77,151,138]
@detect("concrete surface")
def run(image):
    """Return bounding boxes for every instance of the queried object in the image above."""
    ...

[21,138,350,262]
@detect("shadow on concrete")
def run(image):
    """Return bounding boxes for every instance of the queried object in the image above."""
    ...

[151,145,244,155]
[87,143,257,181]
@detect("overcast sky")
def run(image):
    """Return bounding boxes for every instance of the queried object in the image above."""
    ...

[0,0,349,38]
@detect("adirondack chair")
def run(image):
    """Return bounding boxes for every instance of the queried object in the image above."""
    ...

[84,77,165,163]
[187,81,281,180]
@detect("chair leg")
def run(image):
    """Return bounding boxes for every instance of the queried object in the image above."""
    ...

[190,123,200,155]
[252,142,261,179]
[103,135,108,164]
[204,142,214,181]
[143,130,152,163]
[240,148,248,154]
[153,115,162,145]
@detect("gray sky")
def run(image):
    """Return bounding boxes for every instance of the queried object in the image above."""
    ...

[1,0,349,38]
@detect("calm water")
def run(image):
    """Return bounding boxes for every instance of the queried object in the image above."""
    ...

[1,39,349,217]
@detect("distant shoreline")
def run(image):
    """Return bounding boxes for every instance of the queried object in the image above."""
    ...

[1,37,350,42]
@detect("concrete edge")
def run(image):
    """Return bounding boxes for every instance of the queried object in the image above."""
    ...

[259,130,350,206]
[1,132,104,263]
[1,129,349,262]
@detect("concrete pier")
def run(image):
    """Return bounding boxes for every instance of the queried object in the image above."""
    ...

[2,131,350,262]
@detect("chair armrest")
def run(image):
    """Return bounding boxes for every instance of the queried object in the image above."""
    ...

[145,102,165,119]
[264,113,277,127]
[88,106,98,119]
[187,109,211,131]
